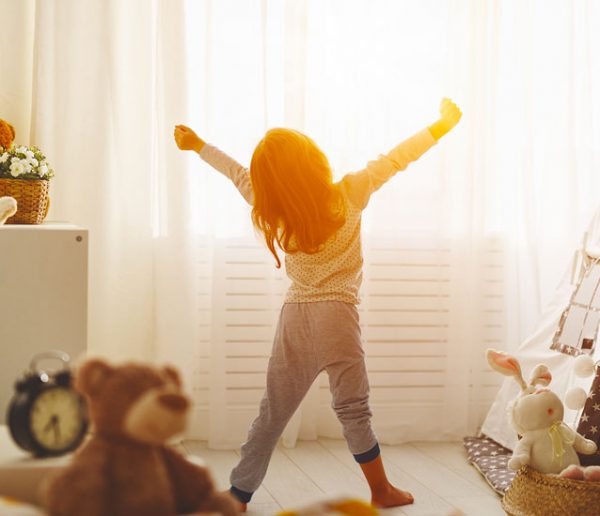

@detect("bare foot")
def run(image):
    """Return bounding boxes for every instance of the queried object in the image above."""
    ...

[371,484,414,508]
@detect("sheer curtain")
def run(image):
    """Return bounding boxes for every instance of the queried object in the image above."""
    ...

[22,0,191,361]
[4,0,599,447]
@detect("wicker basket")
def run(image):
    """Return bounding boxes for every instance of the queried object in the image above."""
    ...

[0,178,49,224]
[502,466,600,516]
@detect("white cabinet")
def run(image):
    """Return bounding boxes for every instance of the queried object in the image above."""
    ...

[0,223,87,423]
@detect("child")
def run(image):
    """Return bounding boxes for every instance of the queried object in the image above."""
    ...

[174,98,462,510]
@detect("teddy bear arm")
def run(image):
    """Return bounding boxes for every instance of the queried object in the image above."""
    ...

[43,458,110,516]
[195,490,240,516]
[161,446,224,513]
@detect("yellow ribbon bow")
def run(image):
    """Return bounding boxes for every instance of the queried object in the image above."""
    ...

[548,420,576,463]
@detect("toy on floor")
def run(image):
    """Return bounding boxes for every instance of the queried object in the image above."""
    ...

[0,118,15,150]
[486,349,597,475]
[41,358,239,516]
[277,497,377,516]
[0,196,17,224]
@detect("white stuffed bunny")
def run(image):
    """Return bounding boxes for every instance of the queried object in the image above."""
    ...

[0,196,17,224]
[486,349,597,474]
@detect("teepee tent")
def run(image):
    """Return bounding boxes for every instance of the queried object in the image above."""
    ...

[481,206,600,450]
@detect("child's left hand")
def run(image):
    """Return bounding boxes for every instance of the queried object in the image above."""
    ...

[428,98,462,141]
[439,98,462,131]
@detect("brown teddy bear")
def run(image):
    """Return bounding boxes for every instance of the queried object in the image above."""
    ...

[0,118,15,150]
[41,358,239,516]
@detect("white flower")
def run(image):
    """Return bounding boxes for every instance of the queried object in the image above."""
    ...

[16,146,28,154]
[10,159,25,177]
[24,150,34,160]
[30,158,39,167]
[39,164,48,177]
[23,162,32,174]
[0,153,8,164]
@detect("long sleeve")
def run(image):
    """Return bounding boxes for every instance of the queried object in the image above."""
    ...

[340,128,436,209]
[198,144,254,205]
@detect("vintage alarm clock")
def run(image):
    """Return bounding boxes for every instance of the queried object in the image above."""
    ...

[7,350,88,457]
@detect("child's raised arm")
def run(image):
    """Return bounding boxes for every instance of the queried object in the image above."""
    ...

[174,125,254,205]
[341,98,461,209]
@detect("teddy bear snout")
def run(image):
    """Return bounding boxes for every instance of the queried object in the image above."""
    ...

[158,393,189,412]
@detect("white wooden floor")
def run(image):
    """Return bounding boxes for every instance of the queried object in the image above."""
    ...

[182,439,504,516]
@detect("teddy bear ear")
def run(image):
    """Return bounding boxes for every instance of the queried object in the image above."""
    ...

[162,365,182,387]
[75,358,115,396]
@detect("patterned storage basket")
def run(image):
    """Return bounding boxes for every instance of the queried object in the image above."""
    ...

[502,466,600,516]
[0,178,49,224]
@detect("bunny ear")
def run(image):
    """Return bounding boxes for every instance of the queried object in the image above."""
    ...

[486,349,522,376]
[486,349,527,391]
[529,364,552,387]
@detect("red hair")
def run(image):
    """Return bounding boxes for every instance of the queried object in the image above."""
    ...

[250,128,346,268]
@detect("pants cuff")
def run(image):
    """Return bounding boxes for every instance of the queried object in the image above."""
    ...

[353,443,380,464]
[230,485,253,503]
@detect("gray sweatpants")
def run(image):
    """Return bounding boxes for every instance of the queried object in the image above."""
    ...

[230,301,378,495]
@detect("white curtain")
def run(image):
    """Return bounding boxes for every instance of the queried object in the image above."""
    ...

[19,0,191,361]
[3,0,599,447]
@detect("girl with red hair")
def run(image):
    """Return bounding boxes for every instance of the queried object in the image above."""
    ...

[175,98,461,510]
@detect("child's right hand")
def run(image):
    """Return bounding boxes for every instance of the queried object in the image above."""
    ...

[174,125,205,152]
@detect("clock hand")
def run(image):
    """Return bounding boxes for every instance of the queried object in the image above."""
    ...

[53,419,60,444]
[43,415,57,433]
[44,414,60,444]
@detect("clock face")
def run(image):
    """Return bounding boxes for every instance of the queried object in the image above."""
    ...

[29,387,86,452]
